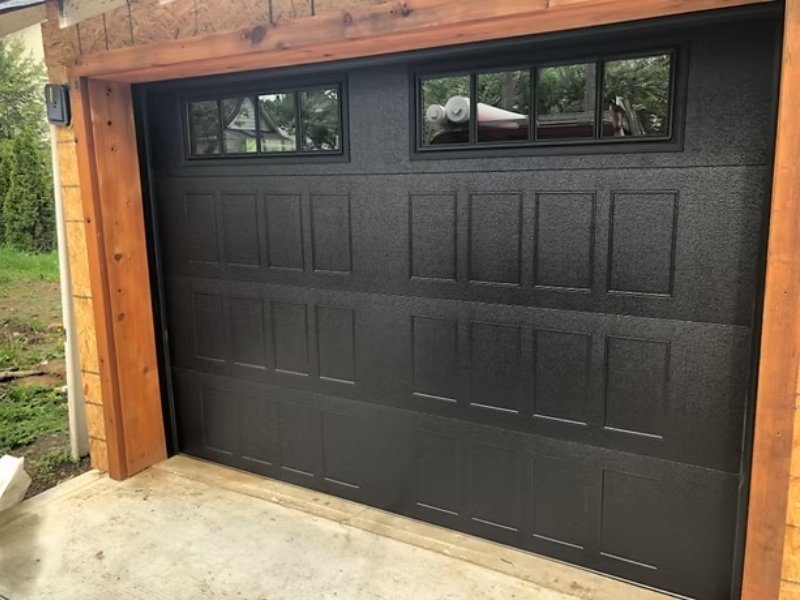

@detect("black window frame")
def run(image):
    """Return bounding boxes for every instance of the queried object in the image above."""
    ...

[411,40,688,158]
[182,76,348,162]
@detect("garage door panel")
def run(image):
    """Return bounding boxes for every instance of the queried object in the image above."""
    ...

[158,168,767,326]
[310,194,353,274]
[530,454,594,554]
[165,276,749,471]
[534,192,596,291]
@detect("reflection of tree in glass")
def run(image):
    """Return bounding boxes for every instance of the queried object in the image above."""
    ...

[190,100,220,155]
[603,55,670,136]
[301,88,340,151]
[259,93,297,152]
[538,64,593,116]
[477,71,530,112]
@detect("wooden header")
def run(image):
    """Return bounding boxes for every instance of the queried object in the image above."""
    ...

[70,0,773,83]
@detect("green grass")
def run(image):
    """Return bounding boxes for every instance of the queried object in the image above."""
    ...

[0,317,63,369]
[32,446,78,487]
[0,384,68,455]
[0,248,59,286]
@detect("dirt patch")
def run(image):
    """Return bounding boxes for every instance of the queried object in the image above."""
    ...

[17,432,90,499]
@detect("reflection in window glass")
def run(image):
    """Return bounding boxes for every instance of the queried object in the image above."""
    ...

[221,97,258,154]
[259,93,297,153]
[189,100,220,155]
[476,70,530,143]
[300,88,341,152]
[602,54,671,138]
[421,75,470,146]
[536,63,596,140]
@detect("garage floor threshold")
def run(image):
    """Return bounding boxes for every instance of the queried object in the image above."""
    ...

[0,455,669,599]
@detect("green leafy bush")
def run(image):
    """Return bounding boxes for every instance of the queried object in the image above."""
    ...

[0,38,53,253]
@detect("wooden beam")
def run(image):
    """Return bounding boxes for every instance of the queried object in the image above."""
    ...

[742,1,800,598]
[69,77,127,480]
[84,79,167,477]
[70,0,773,83]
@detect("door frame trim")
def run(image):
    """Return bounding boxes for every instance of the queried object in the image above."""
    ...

[64,1,793,598]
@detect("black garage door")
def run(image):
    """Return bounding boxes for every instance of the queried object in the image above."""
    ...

[140,14,778,599]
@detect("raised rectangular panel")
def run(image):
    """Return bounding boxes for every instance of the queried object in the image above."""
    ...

[271,301,309,375]
[321,411,362,489]
[184,193,219,264]
[534,192,595,290]
[409,194,457,280]
[265,194,304,270]
[192,292,225,362]
[415,428,460,515]
[278,402,317,477]
[605,336,669,438]
[469,442,521,532]
[229,296,266,368]
[222,193,260,267]
[600,469,661,570]
[200,387,236,454]
[316,306,356,383]
[534,329,591,425]
[311,194,352,273]
[469,321,522,413]
[608,192,677,295]
[239,393,278,466]
[468,193,522,285]
[412,316,458,402]
[531,455,591,549]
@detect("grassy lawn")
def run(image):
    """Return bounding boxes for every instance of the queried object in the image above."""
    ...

[0,248,89,497]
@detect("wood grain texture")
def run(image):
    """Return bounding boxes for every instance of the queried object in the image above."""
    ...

[61,186,84,223]
[85,79,167,476]
[130,0,196,44]
[65,220,92,298]
[196,0,269,34]
[70,77,127,479]
[42,0,79,66]
[77,14,108,54]
[104,2,134,49]
[743,1,800,597]
[271,0,311,23]
[71,0,773,82]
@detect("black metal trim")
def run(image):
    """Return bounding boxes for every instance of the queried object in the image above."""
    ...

[181,74,349,163]
[728,14,785,599]
[410,39,688,158]
[132,83,180,456]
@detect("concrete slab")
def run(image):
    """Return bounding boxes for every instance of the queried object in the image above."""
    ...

[0,456,669,599]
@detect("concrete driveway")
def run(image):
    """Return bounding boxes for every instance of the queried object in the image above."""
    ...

[0,456,666,599]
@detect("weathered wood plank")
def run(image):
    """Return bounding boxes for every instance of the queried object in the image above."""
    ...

[743,1,800,597]
[85,79,166,477]
[72,0,773,82]
[69,77,127,479]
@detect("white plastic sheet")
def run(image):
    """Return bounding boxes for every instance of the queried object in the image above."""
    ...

[0,455,31,512]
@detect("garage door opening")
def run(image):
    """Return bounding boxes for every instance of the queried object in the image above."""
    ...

[134,15,778,599]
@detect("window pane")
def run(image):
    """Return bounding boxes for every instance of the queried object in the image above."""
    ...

[420,75,470,146]
[222,97,258,154]
[189,100,220,155]
[476,70,530,144]
[300,88,341,152]
[536,63,596,140]
[602,54,671,138]
[259,92,297,153]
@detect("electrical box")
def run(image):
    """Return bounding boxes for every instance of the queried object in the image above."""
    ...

[44,84,71,126]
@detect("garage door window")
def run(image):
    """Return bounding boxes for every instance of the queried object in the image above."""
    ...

[416,50,677,153]
[187,84,343,158]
